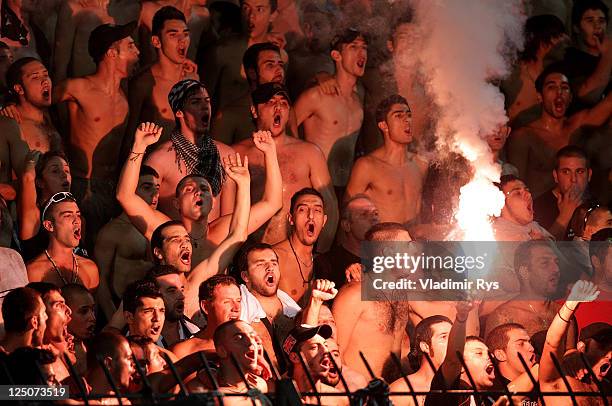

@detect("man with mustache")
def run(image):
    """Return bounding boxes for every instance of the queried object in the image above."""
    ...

[171,275,241,358]
[26,192,99,291]
[507,64,612,199]
[0,57,60,183]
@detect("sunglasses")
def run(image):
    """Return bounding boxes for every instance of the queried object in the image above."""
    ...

[41,192,76,221]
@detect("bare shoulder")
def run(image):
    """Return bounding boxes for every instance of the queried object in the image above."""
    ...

[272,239,290,256]
[26,254,48,274]
[334,280,362,303]
[412,153,429,172]
[146,141,174,166]
[78,255,98,270]
[214,140,235,156]
[231,138,254,154]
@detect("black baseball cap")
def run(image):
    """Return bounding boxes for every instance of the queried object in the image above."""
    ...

[88,21,137,63]
[251,82,291,106]
[282,324,333,355]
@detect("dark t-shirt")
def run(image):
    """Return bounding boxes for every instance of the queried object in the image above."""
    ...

[314,244,360,289]
[533,189,559,231]
[562,47,612,112]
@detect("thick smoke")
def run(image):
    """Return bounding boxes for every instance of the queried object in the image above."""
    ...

[410,0,526,239]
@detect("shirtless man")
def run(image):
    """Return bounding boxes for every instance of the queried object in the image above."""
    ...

[0,58,60,182]
[137,0,191,66]
[295,27,367,192]
[53,0,115,81]
[332,222,412,383]
[26,193,99,291]
[485,240,575,341]
[54,21,140,249]
[233,82,338,250]
[345,94,428,226]
[284,324,348,405]
[144,79,236,222]
[200,0,278,125]
[389,316,452,406]
[507,64,612,199]
[95,165,160,321]
[274,188,327,305]
[211,320,269,404]
[171,275,241,358]
[127,6,199,144]
[116,122,253,319]
[501,14,567,129]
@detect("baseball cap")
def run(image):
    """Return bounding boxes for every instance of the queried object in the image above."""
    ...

[88,21,137,63]
[283,324,333,355]
[251,82,291,106]
[168,79,207,113]
[579,322,612,342]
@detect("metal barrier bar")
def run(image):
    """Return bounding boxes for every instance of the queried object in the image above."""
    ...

[326,350,351,404]
[297,350,321,406]
[456,350,484,406]
[579,351,609,406]
[551,352,578,406]
[229,353,257,406]
[96,353,123,406]
[390,352,420,406]
[63,353,90,405]
[161,351,189,397]
[517,351,546,406]
[489,350,514,405]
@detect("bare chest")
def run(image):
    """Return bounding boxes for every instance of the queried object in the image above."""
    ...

[19,120,57,151]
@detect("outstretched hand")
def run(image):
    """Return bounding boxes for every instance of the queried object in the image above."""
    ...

[222,153,250,187]
[567,280,599,303]
[134,122,163,150]
[345,263,363,283]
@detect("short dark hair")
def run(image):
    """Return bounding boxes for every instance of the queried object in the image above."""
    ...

[2,287,41,333]
[534,62,569,94]
[236,242,276,276]
[289,187,324,213]
[521,15,566,62]
[151,220,184,264]
[175,174,209,197]
[375,94,409,124]
[365,222,409,241]
[146,264,181,280]
[87,332,128,368]
[213,319,243,349]
[123,279,163,314]
[572,0,609,28]
[5,347,56,384]
[486,323,526,352]
[35,151,69,183]
[0,41,9,50]
[466,335,487,346]
[140,165,159,179]
[589,227,612,263]
[5,57,40,90]
[152,6,187,37]
[239,0,278,13]
[410,315,452,365]
[330,27,368,51]
[26,282,61,303]
[127,334,154,348]
[61,283,93,307]
[495,174,522,191]
[555,145,589,169]
[199,275,239,301]
[514,240,556,275]
[242,42,281,87]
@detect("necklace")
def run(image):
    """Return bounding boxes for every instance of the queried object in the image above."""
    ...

[528,303,552,330]
[288,238,314,287]
[45,250,79,286]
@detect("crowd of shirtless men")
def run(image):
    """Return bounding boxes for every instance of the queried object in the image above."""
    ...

[0,0,610,404]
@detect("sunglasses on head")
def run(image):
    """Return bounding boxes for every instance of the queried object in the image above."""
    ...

[41,192,76,221]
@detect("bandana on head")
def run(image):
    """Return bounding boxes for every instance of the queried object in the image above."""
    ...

[168,79,204,113]
[1,0,28,46]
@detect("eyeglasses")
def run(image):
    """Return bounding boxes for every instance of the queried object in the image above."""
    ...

[41,192,76,221]
[505,186,530,198]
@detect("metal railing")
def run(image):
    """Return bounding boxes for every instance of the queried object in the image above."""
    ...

[2,347,609,405]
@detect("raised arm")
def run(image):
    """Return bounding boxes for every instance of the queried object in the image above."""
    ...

[186,153,251,296]
[539,281,599,384]
[116,122,170,240]
[302,279,337,325]
[437,301,474,386]
[94,227,119,321]
[309,146,338,252]
[575,37,612,104]
[344,157,371,202]
[209,131,282,243]
[17,150,41,240]
[568,89,612,131]
[52,1,77,82]
[331,282,363,360]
